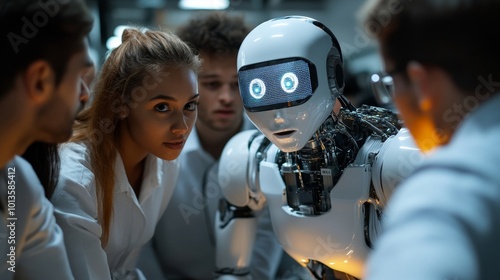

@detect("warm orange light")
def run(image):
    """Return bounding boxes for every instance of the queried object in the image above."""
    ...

[404,119,448,153]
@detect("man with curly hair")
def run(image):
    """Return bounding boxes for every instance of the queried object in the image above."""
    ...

[138,12,283,279]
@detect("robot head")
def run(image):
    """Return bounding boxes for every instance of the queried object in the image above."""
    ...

[237,16,344,152]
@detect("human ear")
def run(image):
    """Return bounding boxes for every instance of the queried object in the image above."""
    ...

[406,61,432,112]
[24,60,55,105]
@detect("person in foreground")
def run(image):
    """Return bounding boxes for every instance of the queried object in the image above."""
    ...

[0,0,93,278]
[358,0,500,279]
[139,11,283,279]
[22,56,95,199]
[50,27,201,280]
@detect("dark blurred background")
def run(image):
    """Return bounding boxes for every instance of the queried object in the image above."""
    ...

[85,0,385,108]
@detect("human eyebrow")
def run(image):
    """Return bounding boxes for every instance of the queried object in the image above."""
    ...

[149,94,199,101]
[149,95,176,101]
[198,73,219,80]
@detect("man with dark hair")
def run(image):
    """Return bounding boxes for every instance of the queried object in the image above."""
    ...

[139,12,283,279]
[0,0,93,278]
[21,48,96,200]
[358,0,500,279]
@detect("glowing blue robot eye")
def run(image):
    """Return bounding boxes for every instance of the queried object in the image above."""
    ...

[281,72,298,93]
[249,78,266,99]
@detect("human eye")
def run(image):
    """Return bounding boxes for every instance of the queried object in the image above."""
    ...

[202,81,222,90]
[231,81,239,92]
[184,101,199,111]
[154,103,170,112]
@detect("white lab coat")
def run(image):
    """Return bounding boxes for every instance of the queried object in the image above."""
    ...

[0,156,74,279]
[52,142,179,280]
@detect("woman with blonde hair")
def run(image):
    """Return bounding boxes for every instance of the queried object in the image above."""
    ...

[51,27,201,280]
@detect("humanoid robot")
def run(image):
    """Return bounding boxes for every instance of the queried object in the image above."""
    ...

[213,16,422,279]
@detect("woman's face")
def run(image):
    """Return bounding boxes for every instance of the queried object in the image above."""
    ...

[120,66,199,160]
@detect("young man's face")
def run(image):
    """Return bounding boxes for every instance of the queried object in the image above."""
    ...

[195,52,244,134]
[37,39,92,143]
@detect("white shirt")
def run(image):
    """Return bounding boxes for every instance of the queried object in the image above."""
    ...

[365,95,500,280]
[0,156,73,279]
[51,142,179,280]
[139,116,283,279]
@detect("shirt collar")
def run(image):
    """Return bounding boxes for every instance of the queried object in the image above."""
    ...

[113,152,162,195]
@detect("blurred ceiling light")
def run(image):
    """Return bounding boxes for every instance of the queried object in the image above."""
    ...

[106,36,122,50]
[114,25,131,37]
[178,0,229,10]
[106,25,133,50]
[136,0,165,8]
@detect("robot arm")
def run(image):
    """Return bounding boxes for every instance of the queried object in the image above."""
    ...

[217,129,266,211]
[214,129,268,279]
[371,127,423,209]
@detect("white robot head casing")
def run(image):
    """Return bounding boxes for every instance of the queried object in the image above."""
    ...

[237,16,345,152]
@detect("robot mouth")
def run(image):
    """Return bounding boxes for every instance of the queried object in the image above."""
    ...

[273,130,296,138]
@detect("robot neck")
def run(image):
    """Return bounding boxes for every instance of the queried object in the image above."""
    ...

[277,105,401,215]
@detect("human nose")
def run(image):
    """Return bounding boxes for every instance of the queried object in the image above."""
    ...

[219,84,236,104]
[80,78,90,104]
[171,111,190,135]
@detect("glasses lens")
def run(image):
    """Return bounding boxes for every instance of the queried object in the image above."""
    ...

[370,73,394,105]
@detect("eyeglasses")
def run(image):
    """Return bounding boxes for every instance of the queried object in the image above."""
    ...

[370,72,394,106]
